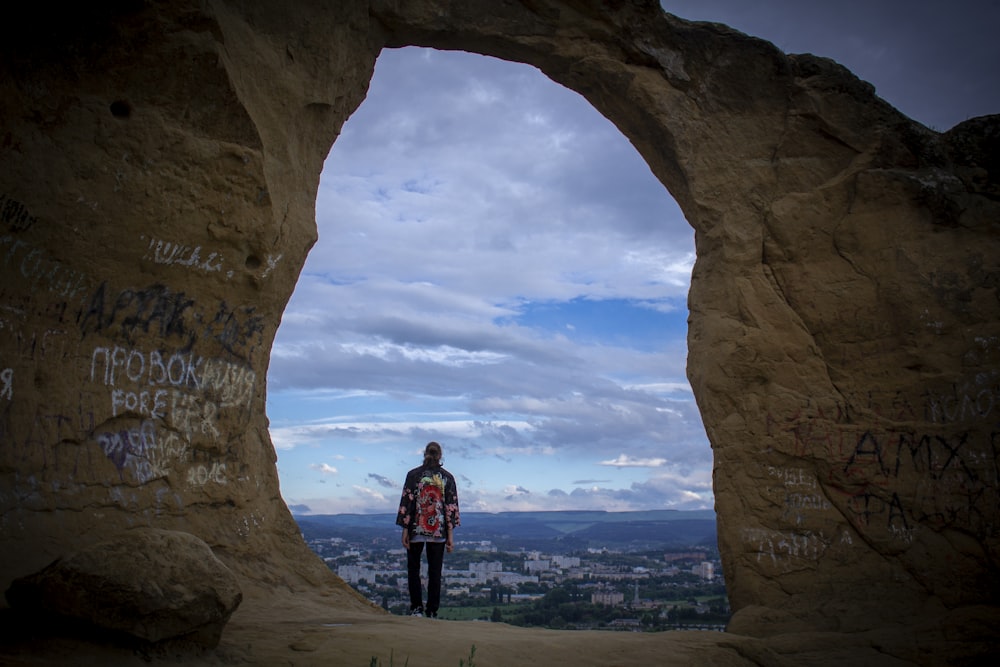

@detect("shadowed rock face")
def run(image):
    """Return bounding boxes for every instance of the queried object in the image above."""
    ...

[1,0,997,662]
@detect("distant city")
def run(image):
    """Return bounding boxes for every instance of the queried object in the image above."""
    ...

[296,510,730,630]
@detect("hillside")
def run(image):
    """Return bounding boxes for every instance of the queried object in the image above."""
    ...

[294,509,718,552]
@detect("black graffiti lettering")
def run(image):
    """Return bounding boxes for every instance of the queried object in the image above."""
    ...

[204,301,265,358]
[844,431,888,476]
[886,492,909,531]
[142,287,195,341]
[959,484,986,525]
[0,194,37,231]
[845,490,911,532]
[108,288,145,337]
[925,383,1000,425]
[77,281,109,336]
[894,432,932,477]
[845,491,877,526]
[77,283,196,347]
[936,433,976,481]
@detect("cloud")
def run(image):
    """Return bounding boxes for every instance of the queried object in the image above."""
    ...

[310,463,339,475]
[599,454,669,468]
[287,504,311,515]
[367,473,397,489]
[458,469,712,512]
[352,485,388,504]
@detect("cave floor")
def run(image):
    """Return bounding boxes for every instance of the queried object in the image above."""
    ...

[0,588,916,667]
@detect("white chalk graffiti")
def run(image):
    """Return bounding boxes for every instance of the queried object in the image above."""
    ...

[765,465,818,489]
[96,420,164,485]
[0,234,91,301]
[142,236,227,276]
[784,493,831,511]
[90,345,256,410]
[89,345,255,440]
[187,462,227,486]
[261,254,282,279]
[236,511,262,538]
[764,465,833,525]
[88,343,256,487]
[95,420,229,488]
[926,377,999,424]
[170,390,220,439]
[110,388,167,419]
[90,346,201,388]
[741,527,827,569]
[1,366,12,400]
[199,358,256,409]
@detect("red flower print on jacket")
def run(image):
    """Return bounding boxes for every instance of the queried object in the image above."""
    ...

[397,466,460,539]
[417,475,444,533]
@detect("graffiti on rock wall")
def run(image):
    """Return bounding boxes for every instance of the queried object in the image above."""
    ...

[141,235,232,278]
[80,336,258,488]
[77,282,198,348]
[76,283,266,360]
[762,465,833,527]
[0,315,73,363]
[0,193,92,301]
[1,193,38,232]
[236,511,262,538]
[203,301,266,359]
[740,526,855,571]
[0,234,92,304]
[925,377,999,425]
[87,342,257,484]
[92,419,228,487]
[90,345,256,411]
[0,193,267,503]
[761,371,1000,563]
[1,366,11,400]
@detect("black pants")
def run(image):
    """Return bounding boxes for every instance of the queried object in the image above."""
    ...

[406,540,445,613]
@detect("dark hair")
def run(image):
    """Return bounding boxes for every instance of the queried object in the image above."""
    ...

[423,441,443,466]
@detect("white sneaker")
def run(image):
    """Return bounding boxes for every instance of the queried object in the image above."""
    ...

[410,608,424,617]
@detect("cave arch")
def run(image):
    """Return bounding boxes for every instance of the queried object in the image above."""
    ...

[1,1,997,661]
[272,44,702,518]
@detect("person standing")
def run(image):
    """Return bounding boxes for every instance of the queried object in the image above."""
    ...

[396,441,460,618]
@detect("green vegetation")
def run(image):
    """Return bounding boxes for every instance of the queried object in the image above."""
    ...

[369,649,407,667]
[440,581,729,631]
[437,603,533,621]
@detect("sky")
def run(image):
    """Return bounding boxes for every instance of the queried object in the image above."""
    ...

[266,1,999,516]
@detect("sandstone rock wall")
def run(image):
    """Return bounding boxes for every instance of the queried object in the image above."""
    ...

[0,0,375,605]
[1,0,997,659]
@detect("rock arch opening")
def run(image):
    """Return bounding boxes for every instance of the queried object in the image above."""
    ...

[269,46,709,519]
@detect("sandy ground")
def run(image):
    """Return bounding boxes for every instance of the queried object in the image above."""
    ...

[0,586,911,667]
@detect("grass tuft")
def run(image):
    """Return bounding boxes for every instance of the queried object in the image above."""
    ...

[368,644,475,666]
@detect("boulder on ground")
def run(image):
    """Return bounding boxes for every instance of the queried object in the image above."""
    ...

[5,528,242,648]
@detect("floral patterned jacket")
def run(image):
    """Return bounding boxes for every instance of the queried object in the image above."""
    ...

[396,464,460,540]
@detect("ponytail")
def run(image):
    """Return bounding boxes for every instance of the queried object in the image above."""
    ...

[423,441,442,466]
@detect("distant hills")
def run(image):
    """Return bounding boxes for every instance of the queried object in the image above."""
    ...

[294,509,718,552]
